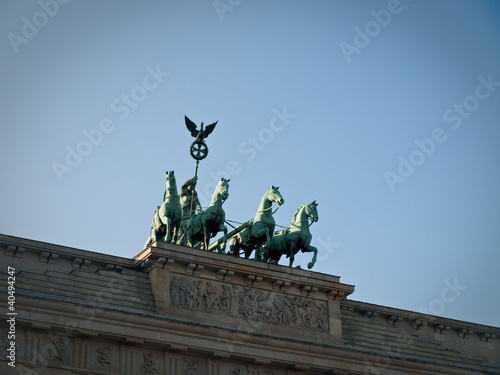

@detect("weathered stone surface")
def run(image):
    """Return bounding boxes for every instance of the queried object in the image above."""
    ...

[1,233,499,374]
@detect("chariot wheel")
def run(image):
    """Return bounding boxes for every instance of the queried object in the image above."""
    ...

[244,306,255,319]
[190,140,208,160]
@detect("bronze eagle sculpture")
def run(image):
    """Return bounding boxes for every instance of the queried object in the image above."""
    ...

[185,116,218,141]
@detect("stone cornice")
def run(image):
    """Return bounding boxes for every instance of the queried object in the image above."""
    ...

[342,299,500,340]
[135,241,355,300]
[0,233,134,269]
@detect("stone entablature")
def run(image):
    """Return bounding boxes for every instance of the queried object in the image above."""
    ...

[1,234,499,375]
[341,300,500,374]
[343,300,498,342]
[135,240,354,344]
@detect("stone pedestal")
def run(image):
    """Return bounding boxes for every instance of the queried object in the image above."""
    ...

[135,241,355,348]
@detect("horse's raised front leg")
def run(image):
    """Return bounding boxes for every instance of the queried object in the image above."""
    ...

[304,245,318,269]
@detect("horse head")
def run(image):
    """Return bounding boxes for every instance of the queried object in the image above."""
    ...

[291,201,319,228]
[305,200,319,223]
[164,171,178,199]
[210,178,230,205]
[218,178,230,201]
[268,185,284,206]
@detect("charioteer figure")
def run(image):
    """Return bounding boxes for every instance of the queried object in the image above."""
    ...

[177,176,202,246]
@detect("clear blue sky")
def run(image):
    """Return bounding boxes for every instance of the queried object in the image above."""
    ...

[1,0,499,327]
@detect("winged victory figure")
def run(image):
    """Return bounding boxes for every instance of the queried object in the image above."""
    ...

[185,116,218,141]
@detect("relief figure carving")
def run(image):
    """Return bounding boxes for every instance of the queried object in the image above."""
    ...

[169,276,329,332]
[93,346,116,371]
[141,352,160,374]
[183,357,199,375]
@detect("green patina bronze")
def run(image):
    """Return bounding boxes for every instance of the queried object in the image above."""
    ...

[186,178,230,251]
[264,201,319,269]
[144,116,321,269]
[144,205,162,249]
[185,115,217,162]
[144,171,181,248]
[229,185,284,259]
[176,176,202,246]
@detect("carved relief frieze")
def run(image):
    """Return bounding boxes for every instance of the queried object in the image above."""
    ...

[44,333,70,365]
[140,352,161,374]
[183,357,200,375]
[24,330,69,367]
[182,355,207,375]
[91,345,118,372]
[170,276,329,332]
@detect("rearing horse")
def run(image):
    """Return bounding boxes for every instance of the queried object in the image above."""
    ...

[229,185,284,259]
[143,171,181,248]
[159,171,182,243]
[186,178,230,250]
[265,201,319,269]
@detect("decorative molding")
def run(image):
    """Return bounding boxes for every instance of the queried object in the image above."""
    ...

[213,351,231,359]
[186,263,204,275]
[293,364,310,370]
[480,333,496,342]
[169,344,188,352]
[362,310,379,318]
[411,319,427,330]
[434,324,450,334]
[217,269,228,280]
[328,290,346,300]
[254,358,271,365]
[104,264,123,272]
[124,337,144,345]
[300,285,318,296]
[245,274,262,286]
[272,280,283,290]
[40,251,50,263]
[457,328,473,338]
[6,245,16,256]
[73,258,91,269]
[78,330,98,337]
[6,245,24,257]
[31,323,51,330]
[387,315,402,325]
[186,263,196,274]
